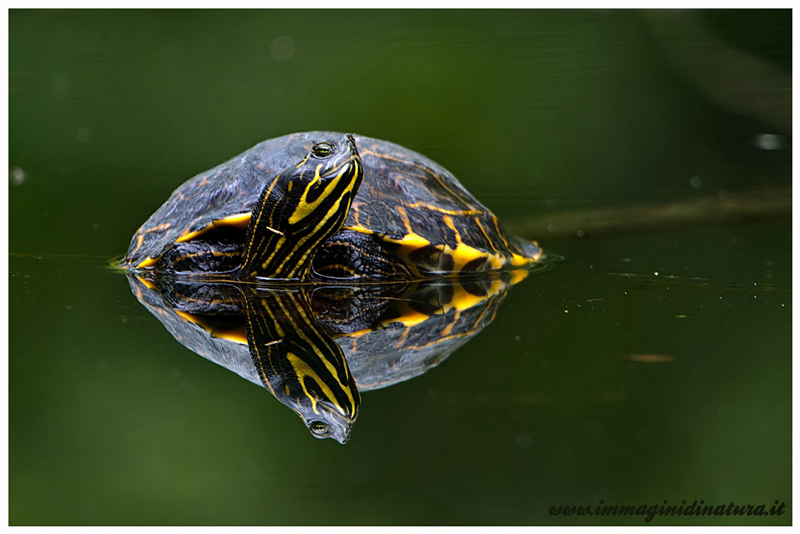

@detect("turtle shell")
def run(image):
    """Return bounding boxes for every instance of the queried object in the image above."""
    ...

[128,274,519,390]
[124,132,540,276]
[127,271,524,443]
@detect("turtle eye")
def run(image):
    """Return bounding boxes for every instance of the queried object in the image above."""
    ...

[312,142,334,158]
[309,421,331,436]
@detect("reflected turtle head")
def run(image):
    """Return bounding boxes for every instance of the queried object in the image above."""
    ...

[300,407,356,445]
[277,376,359,444]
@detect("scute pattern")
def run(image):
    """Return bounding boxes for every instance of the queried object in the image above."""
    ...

[124,132,540,278]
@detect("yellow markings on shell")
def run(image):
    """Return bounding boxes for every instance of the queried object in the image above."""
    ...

[447,291,485,313]
[510,269,529,285]
[176,212,252,243]
[473,217,499,254]
[451,242,504,271]
[218,213,252,227]
[510,252,532,267]
[490,214,515,253]
[136,275,158,290]
[136,256,158,269]
[381,230,505,274]
[375,208,528,275]
[396,206,413,234]
[174,310,197,324]
[342,224,375,235]
[380,309,431,329]
[131,234,145,255]
[141,222,171,234]
[393,326,411,351]
[441,310,462,337]
[447,280,502,311]
[379,276,513,330]
[382,231,430,249]
[214,330,249,344]
[439,215,507,271]
[174,310,249,344]
[342,326,381,338]
[175,228,202,243]
[404,203,482,216]
[443,215,460,241]
[360,148,404,163]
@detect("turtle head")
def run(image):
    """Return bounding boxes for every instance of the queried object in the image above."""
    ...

[273,357,360,445]
[241,134,364,279]
[280,135,362,226]
[245,286,361,444]
[291,393,359,445]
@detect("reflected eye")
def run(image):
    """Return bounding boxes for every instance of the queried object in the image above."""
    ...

[309,421,331,436]
[312,143,334,158]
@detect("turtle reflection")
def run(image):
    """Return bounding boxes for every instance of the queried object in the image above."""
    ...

[128,271,528,443]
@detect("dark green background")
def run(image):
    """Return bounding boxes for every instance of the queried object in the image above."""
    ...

[9,9,791,525]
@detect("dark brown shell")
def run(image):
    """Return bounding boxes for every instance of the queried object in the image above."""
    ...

[123,132,538,269]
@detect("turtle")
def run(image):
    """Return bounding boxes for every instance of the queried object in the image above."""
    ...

[123,132,541,281]
[127,270,525,443]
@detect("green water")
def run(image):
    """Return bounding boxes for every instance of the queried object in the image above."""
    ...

[9,9,791,526]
